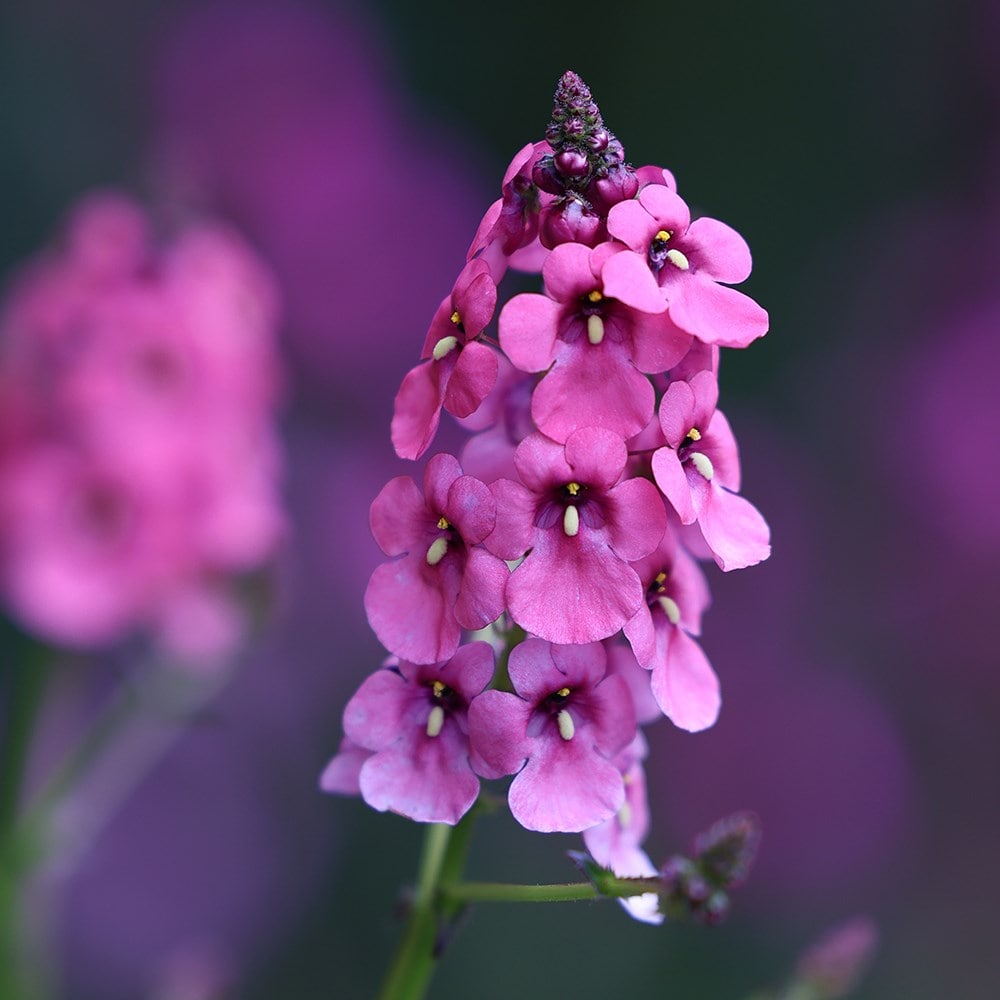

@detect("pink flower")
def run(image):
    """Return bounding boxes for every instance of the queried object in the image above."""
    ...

[486,428,666,644]
[469,639,635,832]
[623,523,720,731]
[500,241,690,443]
[334,642,495,824]
[364,453,508,664]
[391,259,500,460]
[607,184,768,348]
[582,734,662,924]
[0,193,284,656]
[651,371,770,571]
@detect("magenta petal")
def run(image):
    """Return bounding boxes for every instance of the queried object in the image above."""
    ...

[364,556,461,664]
[533,351,653,444]
[468,689,531,779]
[441,641,497,702]
[657,379,697,447]
[541,242,595,302]
[630,312,693,374]
[445,474,496,543]
[698,486,771,571]
[563,427,627,489]
[702,409,742,492]
[457,265,498,335]
[498,293,560,372]
[507,534,643,644]
[687,216,752,283]
[526,639,605,698]
[586,673,637,757]
[650,628,721,732]
[485,479,536,559]
[607,478,666,561]
[391,361,444,460]
[606,199,659,253]
[623,605,657,668]
[512,433,570,492]
[359,729,480,824]
[669,278,769,348]
[601,250,666,314]
[638,184,691,231]
[342,668,411,751]
[508,739,624,833]
[369,475,428,556]
[319,738,372,795]
[454,547,508,631]
[651,447,696,524]
[423,453,463,517]
[444,342,498,418]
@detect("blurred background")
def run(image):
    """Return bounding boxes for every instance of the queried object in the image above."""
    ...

[1,0,998,997]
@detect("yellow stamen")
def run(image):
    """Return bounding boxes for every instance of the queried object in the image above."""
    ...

[586,289,603,303]
[655,229,672,242]
[686,427,702,442]
[556,687,571,698]
[437,516,450,530]
[566,482,581,497]
[450,310,461,325]
[432,680,446,698]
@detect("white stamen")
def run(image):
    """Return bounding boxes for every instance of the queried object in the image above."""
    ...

[690,451,715,481]
[432,335,459,360]
[563,504,580,537]
[666,248,690,270]
[658,596,681,625]
[557,709,575,741]
[426,705,445,738]
[586,314,605,345]
[426,537,449,565]
[617,801,633,829]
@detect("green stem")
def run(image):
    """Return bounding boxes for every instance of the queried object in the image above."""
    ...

[377,824,451,1000]
[0,641,51,1000]
[442,875,664,906]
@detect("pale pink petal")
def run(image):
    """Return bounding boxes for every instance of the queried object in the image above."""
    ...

[454,547,508,631]
[630,311,692,374]
[541,241,595,302]
[657,378,697,446]
[698,486,771,571]
[606,199,659,253]
[319,738,372,795]
[607,477,666,560]
[342,668,412,751]
[600,250,667,314]
[651,447,696,524]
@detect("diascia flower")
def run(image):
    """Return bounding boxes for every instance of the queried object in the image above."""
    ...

[486,428,665,645]
[469,639,635,832]
[365,453,508,664]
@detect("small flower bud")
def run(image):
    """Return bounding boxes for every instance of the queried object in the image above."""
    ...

[555,149,590,178]
[539,198,603,250]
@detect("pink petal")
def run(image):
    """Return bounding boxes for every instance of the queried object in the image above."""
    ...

[422,453,463,518]
[638,184,691,231]
[669,278,769,348]
[657,378,697,447]
[606,199,659,253]
[508,739,624,833]
[630,311,693,374]
[369,475,428,556]
[342,668,411,751]
[687,216,752,284]
[563,426,628,489]
[650,628,721,732]
[607,477,666,561]
[444,341,498,419]
[485,478,537,559]
[651,447,696,524]
[533,349,654,444]
[364,555,462,664]
[698,486,771,571]
[512,432,570,492]
[541,241,596,302]
[445,474,496,544]
[319,738,372,795]
[454,547,508,631]
[468,689,531,779]
[506,532,643,644]
[390,361,445,460]
[498,293,560,372]
[601,250,666,314]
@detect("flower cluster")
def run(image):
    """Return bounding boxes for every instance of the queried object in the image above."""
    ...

[324,72,770,876]
[0,193,284,662]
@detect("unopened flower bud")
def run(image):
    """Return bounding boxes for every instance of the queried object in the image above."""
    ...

[555,149,590,178]
[539,198,603,250]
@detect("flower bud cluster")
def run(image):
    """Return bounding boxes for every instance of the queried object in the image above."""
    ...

[0,193,285,662]
[324,72,772,890]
